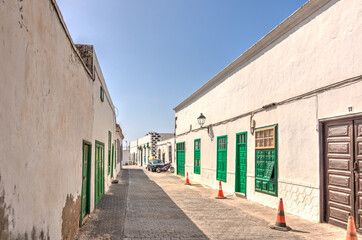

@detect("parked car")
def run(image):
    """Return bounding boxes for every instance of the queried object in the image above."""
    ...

[147,159,164,172]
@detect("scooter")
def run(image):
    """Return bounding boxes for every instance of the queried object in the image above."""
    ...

[156,162,175,173]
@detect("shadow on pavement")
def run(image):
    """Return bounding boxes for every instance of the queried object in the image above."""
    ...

[124,168,209,239]
[76,169,129,240]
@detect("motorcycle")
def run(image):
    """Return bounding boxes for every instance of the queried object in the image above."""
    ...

[156,162,175,173]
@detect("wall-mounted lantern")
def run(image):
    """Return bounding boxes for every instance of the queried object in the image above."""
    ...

[250,119,256,135]
[197,113,206,128]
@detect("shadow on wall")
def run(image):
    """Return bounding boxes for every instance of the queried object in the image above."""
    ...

[124,169,209,239]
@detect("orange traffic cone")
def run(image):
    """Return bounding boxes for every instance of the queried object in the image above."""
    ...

[270,198,291,231]
[346,215,358,240]
[215,180,226,199]
[185,172,191,185]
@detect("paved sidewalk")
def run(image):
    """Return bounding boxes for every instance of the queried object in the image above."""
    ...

[77,165,355,239]
[76,170,128,240]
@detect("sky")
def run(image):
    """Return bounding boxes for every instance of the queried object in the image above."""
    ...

[56,0,308,145]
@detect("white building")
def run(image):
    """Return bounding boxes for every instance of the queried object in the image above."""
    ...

[174,0,362,231]
[156,137,175,163]
[0,1,123,239]
[122,147,130,166]
[130,132,174,166]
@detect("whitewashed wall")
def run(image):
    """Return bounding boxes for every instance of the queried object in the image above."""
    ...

[0,0,119,239]
[92,50,118,196]
[136,135,152,166]
[175,0,362,222]
[156,137,175,163]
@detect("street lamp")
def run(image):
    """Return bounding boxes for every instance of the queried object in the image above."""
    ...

[197,113,206,127]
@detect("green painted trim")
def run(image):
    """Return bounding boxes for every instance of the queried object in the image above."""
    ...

[254,124,278,197]
[216,135,227,182]
[235,132,247,194]
[80,140,92,226]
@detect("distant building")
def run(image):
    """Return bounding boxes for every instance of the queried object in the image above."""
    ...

[122,142,130,166]
[156,137,175,163]
[0,1,123,239]
[130,132,174,166]
[173,0,362,230]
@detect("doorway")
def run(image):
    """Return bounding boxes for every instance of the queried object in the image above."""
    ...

[80,141,91,225]
[95,141,105,207]
[235,132,247,195]
[322,117,362,231]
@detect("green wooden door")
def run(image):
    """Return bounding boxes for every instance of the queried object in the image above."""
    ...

[176,142,185,176]
[108,131,111,175]
[235,133,247,194]
[114,140,117,169]
[80,141,91,225]
[111,144,114,178]
[95,141,105,206]
[217,136,227,182]
[194,139,200,174]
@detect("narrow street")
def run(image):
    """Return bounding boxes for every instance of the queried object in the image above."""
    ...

[77,166,350,240]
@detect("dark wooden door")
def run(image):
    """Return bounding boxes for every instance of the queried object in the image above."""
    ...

[324,119,362,229]
[355,120,362,231]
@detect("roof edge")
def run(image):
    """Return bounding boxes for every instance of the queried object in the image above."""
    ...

[173,0,332,112]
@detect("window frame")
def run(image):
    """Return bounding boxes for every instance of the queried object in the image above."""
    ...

[255,124,278,196]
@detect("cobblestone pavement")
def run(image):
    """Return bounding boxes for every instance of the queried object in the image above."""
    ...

[77,165,356,239]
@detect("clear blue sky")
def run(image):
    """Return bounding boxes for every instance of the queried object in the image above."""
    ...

[56,0,308,144]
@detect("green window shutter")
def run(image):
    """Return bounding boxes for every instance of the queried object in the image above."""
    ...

[100,86,104,102]
[194,139,201,174]
[255,125,278,196]
[216,136,227,182]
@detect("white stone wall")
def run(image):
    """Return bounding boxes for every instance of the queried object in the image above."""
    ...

[0,0,119,238]
[174,0,362,223]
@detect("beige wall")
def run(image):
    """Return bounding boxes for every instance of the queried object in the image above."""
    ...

[175,0,362,222]
[0,0,119,239]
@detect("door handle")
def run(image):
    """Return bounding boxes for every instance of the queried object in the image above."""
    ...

[354,162,359,173]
